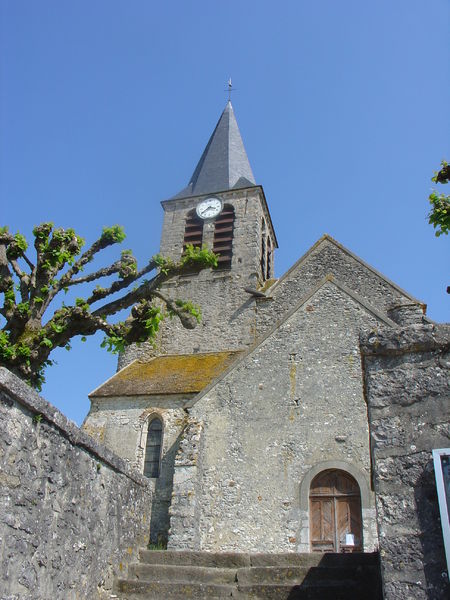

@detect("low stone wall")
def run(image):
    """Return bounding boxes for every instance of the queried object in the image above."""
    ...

[0,368,152,600]
[361,322,450,600]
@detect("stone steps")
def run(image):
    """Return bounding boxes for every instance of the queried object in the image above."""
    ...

[129,564,237,585]
[136,549,377,568]
[139,549,252,567]
[115,550,382,600]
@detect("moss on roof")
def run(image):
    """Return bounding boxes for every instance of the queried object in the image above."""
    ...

[89,351,241,398]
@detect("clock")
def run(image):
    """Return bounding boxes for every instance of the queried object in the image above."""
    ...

[196,197,223,220]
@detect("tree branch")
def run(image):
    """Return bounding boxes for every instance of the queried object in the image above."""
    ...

[56,225,126,291]
[9,259,25,279]
[86,258,157,305]
[67,262,122,286]
[22,254,35,271]
[91,270,169,318]
[0,244,13,293]
[152,290,198,329]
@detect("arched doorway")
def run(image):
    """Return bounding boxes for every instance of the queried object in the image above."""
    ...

[309,469,362,553]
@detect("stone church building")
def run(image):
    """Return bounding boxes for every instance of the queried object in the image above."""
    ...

[83,102,426,556]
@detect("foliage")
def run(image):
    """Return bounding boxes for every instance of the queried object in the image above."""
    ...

[428,160,450,237]
[0,222,217,390]
[147,540,167,550]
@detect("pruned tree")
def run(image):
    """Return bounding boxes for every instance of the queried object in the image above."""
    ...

[0,223,217,389]
[428,160,450,237]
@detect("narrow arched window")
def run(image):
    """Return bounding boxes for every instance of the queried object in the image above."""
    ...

[213,204,235,269]
[144,418,163,478]
[183,209,203,252]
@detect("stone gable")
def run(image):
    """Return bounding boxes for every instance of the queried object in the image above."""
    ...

[168,280,387,552]
[255,235,423,337]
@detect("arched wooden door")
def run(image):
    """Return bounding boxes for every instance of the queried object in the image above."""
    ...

[309,470,362,553]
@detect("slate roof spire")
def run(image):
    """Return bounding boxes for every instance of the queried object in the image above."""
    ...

[171,101,256,199]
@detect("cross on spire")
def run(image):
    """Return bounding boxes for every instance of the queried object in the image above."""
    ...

[226,77,235,102]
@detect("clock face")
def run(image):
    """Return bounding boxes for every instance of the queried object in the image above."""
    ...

[196,197,223,220]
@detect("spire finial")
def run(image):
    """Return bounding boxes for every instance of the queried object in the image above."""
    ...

[226,77,235,103]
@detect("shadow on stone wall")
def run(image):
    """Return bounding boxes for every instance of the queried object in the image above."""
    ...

[149,431,182,545]
[415,459,449,597]
[285,553,382,599]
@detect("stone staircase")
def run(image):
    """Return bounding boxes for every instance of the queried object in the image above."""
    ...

[114,550,382,599]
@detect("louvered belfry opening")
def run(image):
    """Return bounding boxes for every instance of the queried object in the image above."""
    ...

[260,218,273,281]
[183,209,204,252]
[213,204,235,269]
[260,219,267,278]
[266,236,273,279]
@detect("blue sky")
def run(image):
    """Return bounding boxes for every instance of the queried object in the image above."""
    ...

[1,1,449,425]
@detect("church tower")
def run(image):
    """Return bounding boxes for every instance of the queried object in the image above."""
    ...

[120,102,277,366]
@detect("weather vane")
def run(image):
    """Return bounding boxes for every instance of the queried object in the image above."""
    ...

[226,77,235,102]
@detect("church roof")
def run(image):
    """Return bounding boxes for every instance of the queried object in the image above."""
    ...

[89,350,241,398]
[171,101,257,199]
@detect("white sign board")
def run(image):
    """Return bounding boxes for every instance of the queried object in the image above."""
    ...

[433,448,450,580]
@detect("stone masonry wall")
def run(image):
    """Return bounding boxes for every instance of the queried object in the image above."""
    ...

[169,281,382,552]
[83,394,191,544]
[0,368,152,600]
[168,420,203,550]
[361,323,450,600]
[255,237,422,337]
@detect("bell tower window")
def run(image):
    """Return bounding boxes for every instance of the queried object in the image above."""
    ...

[213,204,235,269]
[183,209,203,252]
[260,218,273,280]
[266,236,273,279]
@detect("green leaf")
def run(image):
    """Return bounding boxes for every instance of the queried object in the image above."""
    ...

[100,225,126,245]
[6,232,28,260]
[50,322,65,334]
[180,244,218,269]
[16,302,30,318]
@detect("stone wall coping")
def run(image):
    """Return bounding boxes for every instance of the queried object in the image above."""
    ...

[187,274,397,408]
[160,184,262,207]
[0,366,150,487]
[360,322,450,356]
[264,234,424,307]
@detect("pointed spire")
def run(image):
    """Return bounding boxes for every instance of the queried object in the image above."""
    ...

[171,102,256,199]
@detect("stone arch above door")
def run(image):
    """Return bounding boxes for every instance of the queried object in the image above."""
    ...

[299,460,373,511]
